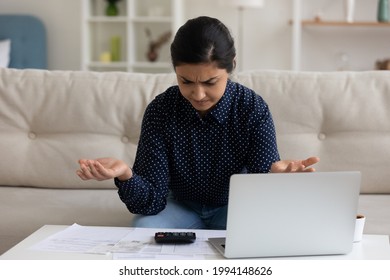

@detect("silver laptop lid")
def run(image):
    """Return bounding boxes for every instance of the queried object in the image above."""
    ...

[224,171,361,258]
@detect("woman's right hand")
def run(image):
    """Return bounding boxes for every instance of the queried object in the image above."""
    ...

[76,158,132,181]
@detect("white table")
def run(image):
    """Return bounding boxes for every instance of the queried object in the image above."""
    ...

[1,225,390,260]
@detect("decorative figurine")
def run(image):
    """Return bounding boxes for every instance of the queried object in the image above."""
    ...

[145,28,172,62]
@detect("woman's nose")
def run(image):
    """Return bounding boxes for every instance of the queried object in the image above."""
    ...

[192,85,206,100]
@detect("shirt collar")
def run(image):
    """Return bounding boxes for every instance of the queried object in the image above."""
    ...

[208,79,234,125]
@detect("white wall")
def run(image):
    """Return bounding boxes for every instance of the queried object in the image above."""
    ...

[0,0,388,71]
[183,0,293,71]
[299,0,390,71]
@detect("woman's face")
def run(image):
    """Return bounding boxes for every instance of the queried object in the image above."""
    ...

[175,63,229,117]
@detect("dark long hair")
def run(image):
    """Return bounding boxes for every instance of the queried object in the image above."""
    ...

[170,16,236,73]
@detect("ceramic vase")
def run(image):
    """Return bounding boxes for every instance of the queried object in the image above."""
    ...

[110,36,121,61]
[344,0,355,23]
[378,0,389,22]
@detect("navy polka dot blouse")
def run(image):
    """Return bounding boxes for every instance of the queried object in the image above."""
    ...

[115,79,280,215]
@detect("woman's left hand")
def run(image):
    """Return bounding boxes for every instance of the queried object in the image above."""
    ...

[270,157,320,173]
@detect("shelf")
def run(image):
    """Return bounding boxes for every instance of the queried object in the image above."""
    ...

[133,61,171,68]
[82,0,183,73]
[88,61,128,68]
[290,0,390,71]
[88,62,171,70]
[131,16,172,23]
[88,16,128,23]
[301,20,390,27]
[289,20,390,27]
[88,16,173,24]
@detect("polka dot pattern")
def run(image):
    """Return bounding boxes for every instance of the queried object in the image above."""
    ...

[116,80,280,215]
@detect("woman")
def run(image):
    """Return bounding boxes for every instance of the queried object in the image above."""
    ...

[77,16,319,229]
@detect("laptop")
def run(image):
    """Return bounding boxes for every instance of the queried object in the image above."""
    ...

[209,171,361,258]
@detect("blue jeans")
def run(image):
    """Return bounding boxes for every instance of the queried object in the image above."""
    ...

[131,195,227,230]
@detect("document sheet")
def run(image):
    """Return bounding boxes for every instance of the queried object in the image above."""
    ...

[30,224,226,259]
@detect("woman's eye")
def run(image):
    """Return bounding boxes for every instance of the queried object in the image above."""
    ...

[181,80,216,86]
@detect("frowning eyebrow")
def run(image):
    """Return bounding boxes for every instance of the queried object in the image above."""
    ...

[179,75,219,83]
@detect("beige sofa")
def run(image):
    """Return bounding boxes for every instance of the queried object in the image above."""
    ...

[1,68,389,255]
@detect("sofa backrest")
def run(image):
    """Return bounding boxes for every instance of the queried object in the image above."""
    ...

[1,68,389,193]
[0,69,176,189]
[233,70,390,194]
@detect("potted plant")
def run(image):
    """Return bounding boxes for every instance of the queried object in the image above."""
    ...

[105,0,122,16]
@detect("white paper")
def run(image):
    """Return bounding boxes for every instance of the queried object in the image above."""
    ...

[29,224,132,253]
[111,228,225,259]
[29,224,226,259]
